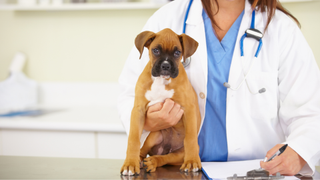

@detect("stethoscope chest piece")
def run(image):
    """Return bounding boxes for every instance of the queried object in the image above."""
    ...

[181,57,191,68]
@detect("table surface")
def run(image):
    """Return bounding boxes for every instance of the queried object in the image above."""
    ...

[0,106,125,133]
[0,156,319,179]
[0,156,206,179]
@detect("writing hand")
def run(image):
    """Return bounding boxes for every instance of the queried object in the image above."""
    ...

[260,144,306,176]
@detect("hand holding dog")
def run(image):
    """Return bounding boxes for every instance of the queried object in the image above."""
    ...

[144,99,184,132]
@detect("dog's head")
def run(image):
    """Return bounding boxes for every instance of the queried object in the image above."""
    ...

[135,28,198,79]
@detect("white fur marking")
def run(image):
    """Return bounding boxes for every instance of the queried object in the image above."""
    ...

[122,170,128,175]
[193,168,199,172]
[145,76,174,107]
[128,170,134,176]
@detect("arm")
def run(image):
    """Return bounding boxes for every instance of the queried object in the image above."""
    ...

[261,17,320,176]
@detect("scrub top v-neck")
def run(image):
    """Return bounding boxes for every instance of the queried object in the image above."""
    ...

[198,9,244,162]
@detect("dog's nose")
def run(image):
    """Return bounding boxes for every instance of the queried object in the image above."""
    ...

[161,61,171,71]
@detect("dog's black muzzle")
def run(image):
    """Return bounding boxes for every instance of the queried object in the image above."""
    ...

[152,58,179,78]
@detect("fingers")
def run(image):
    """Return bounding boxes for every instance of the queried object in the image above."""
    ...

[147,102,163,113]
[261,145,307,176]
[163,99,184,125]
[167,100,184,119]
[145,99,184,131]
[161,99,175,113]
[264,144,284,161]
[175,108,184,119]
[159,99,183,120]
[260,156,283,174]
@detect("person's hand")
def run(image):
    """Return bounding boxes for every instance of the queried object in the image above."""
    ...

[144,99,184,132]
[260,144,307,176]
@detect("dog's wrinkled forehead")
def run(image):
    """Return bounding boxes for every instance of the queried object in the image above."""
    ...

[135,28,198,61]
[150,29,182,51]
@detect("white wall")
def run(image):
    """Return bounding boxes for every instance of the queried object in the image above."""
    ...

[283,1,320,70]
[0,8,156,82]
[0,1,319,82]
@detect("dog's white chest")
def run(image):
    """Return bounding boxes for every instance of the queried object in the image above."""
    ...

[145,76,174,107]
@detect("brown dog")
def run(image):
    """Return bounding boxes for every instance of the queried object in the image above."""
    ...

[120,28,201,176]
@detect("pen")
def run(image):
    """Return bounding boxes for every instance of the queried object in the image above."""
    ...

[264,144,288,162]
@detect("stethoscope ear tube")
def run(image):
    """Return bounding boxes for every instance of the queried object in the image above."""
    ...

[181,0,194,68]
[183,0,194,35]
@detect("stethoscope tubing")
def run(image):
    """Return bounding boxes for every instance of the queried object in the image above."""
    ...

[183,0,265,94]
[181,0,194,68]
[183,0,194,34]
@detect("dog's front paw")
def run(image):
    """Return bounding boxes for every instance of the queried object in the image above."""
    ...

[142,156,160,173]
[121,158,140,176]
[180,156,201,173]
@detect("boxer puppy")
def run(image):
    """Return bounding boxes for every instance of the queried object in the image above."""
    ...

[121,28,201,176]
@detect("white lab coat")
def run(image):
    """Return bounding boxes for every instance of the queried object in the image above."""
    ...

[117,0,320,175]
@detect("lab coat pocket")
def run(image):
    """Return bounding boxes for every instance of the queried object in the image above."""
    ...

[246,71,278,120]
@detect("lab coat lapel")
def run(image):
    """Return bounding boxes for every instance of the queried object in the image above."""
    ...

[184,0,208,86]
[226,0,253,157]
[227,0,252,90]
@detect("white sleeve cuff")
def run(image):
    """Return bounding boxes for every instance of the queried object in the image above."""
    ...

[140,130,151,148]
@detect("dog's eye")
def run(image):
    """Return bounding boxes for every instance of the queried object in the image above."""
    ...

[174,50,181,58]
[152,48,160,56]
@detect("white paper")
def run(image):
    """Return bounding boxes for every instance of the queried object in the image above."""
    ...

[201,159,298,180]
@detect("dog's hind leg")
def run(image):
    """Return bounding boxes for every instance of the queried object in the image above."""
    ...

[139,131,163,167]
[143,148,184,173]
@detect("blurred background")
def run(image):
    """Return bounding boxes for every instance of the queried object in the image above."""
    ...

[0,0,319,160]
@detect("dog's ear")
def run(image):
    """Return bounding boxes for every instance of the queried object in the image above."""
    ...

[135,31,156,59]
[179,34,199,62]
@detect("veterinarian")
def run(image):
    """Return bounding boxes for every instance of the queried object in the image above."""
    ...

[118,0,320,176]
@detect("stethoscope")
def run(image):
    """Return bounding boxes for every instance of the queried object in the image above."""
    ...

[180,0,194,68]
[182,0,266,94]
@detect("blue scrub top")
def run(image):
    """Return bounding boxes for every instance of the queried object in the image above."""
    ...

[198,10,244,162]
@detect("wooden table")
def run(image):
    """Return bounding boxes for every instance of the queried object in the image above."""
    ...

[0,156,206,179]
[1,156,319,179]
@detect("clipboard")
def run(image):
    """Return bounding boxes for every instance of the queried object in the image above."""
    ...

[201,159,297,180]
